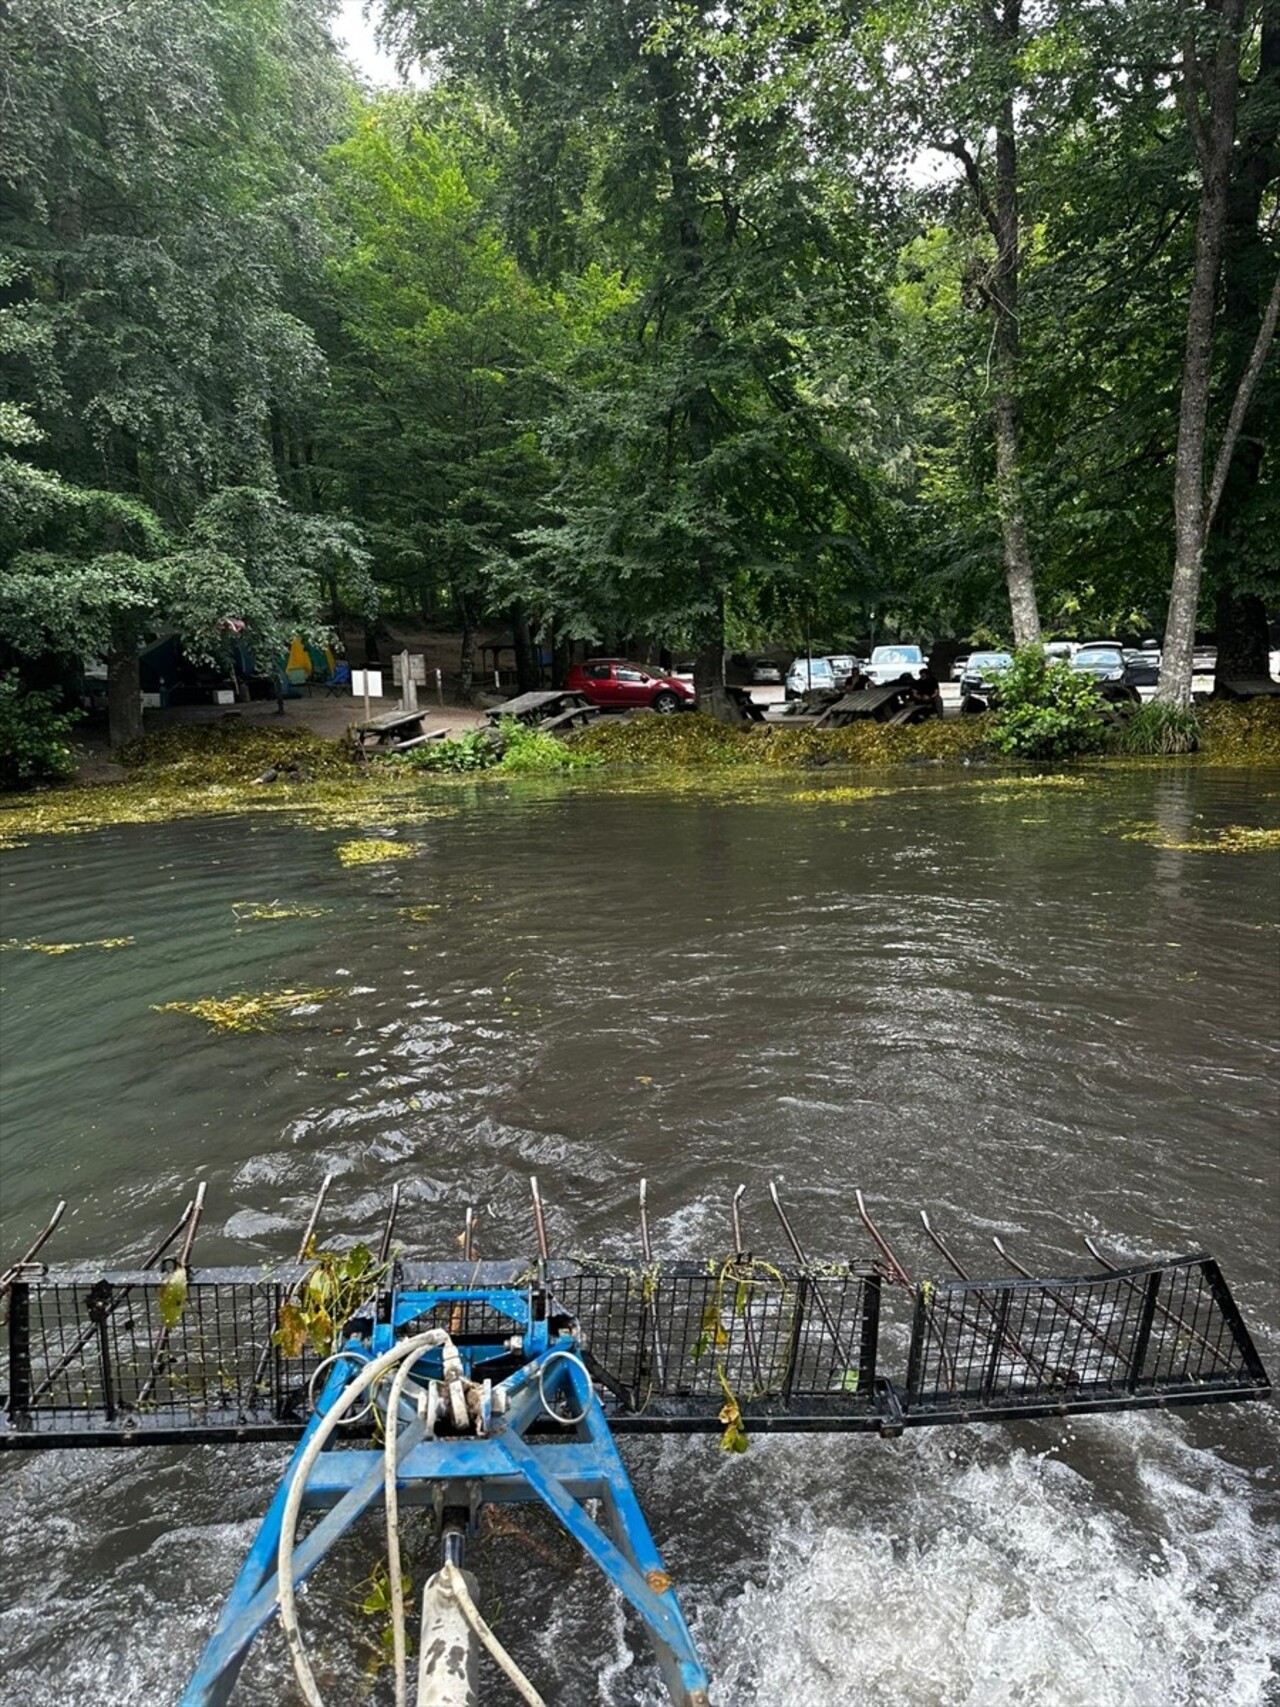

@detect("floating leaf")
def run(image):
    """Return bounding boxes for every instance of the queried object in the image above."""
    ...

[158,1266,188,1331]
[233,901,332,921]
[3,936,134,955]
[336,838,415,866]
[152,987,338,1032]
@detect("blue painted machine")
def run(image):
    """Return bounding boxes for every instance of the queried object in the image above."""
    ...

[0,1178,1270,1705]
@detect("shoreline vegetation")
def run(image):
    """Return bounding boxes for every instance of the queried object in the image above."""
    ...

[0,702,1277,851]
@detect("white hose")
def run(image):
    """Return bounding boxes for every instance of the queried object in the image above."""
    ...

[277,1331,446,1707]
[384,1343,430,1707]
[433,1559,547,1707]
[279,1327,549,1707]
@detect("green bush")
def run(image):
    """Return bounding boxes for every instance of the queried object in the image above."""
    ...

[987,648,1106,760]
[1113,701,1201,755]
[0,671,80,791]
[403,728,499,772]
[495,719,602,774]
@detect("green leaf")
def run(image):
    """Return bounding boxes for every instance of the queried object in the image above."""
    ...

[158,1265,188,1332]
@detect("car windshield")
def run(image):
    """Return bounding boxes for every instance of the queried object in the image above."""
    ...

[872,647,920,664]
[969,653,1011,670]
[1076,648,1122,664]
[793,659,832,674]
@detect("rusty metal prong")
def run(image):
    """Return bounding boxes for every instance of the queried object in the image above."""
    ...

[731,1187,763,1391]
[767,1181,855,1370]
[0,1197,67,1301]
[296,1172,333,1263]
[463,1205,476,1262]
[529,1176,549,1262]
[377,1182,402,1265]
[637,1180,666,1387]
[252,1174,334,1389]
[1083,1234,1113,1269]
[731,1185,748,1257]
[136,1182,208,1407]
[919,1209,969,1279]
[854,1189,913,1289]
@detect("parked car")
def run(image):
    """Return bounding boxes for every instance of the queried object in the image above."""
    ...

[1192,645,1217,675]
[951,653,971,681]
[865,645,924,686]
[960,650,1013,700]
[785,656,837,698]
[1042,641,1076,664]
[1070,645,1143,697]
[748,658,783,685]
[564,659,696,713]
[826,654,859,687]
[1122,646,1161,687]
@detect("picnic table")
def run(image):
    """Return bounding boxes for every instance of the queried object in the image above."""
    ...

[352,709,448,754]
[486,689,598,730]
[814,684,932,728]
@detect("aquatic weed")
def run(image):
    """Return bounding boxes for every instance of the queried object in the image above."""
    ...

[2,935,134,954]
[335,838,416,866]
[153,987,339,1031]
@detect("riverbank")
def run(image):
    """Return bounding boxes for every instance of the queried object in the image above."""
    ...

[2,700,1277,850]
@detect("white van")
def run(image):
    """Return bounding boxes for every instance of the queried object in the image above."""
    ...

[865,645,923,686]
[785,656,836,697]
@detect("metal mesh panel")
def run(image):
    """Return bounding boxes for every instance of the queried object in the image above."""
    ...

[2,1266,320,1442]
[550,1261,880,1413]
[904,1256,1268,1417]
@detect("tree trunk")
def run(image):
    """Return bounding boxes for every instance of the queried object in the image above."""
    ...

[1158,0,1249,705]
[512,605,540,691]
[1214,587,1270,680]
[991,64,1040,648]
[106,644,142,749]
[458,598,477,701]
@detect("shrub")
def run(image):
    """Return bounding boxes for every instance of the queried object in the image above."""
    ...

[0,671,80,791]
[1113,701,1201,756]
[403,728,499,772]
[495,719,602,774]
[987,649,1106,760]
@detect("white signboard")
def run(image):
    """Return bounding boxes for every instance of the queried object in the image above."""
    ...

[351,669,383,699]
[392,653,427,686]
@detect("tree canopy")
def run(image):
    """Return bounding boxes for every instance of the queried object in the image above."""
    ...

[1,0,1275,736]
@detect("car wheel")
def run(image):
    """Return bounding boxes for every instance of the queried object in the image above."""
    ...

[652,690,681,714]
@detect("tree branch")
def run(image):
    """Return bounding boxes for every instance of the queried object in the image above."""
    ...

[1204,260,1280,536]
[940,138,1000,245]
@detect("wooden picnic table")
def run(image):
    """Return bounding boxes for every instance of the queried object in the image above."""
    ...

[486,689,594,726]
[814,684,927,728]
[353,709,448,754]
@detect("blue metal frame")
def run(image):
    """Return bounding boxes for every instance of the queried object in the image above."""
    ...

[182,1284,712,1707]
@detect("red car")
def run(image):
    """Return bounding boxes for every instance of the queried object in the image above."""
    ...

[564,659,696,713]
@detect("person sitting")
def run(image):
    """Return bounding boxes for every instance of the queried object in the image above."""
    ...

[910,666,942,719]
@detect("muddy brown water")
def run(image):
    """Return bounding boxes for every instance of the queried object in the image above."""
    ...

[0,766,1277,1705]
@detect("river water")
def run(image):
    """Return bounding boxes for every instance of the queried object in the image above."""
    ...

[1,766,1277,1706]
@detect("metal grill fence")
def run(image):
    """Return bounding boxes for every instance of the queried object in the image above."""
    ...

[904,1256,1267,1418]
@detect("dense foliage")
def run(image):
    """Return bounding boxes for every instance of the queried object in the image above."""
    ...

[987,649,1107,760]
[1,0,1275,741]
[0,670,79,789]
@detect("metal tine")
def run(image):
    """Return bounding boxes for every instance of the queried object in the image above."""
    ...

[377,1182,402,1266]
[853,1189,913,1289]
[992,1235,1127,1364]
[731,1185,764,1391]
[1083,1234,1222,1362]
[252,1173,335,1390]
[29,1199,193,1404]
[852,1192,958,1391]
[136,1181,207,1407]
[0,1198,67,1303]
[529,1176,550,1262]
[767,1182,855,1372]
[637,1180,666,1387]
[463,1206,476,1262]
[920,1210,1052,1384]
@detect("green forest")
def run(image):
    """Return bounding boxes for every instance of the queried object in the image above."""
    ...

[1,0,1276,747]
